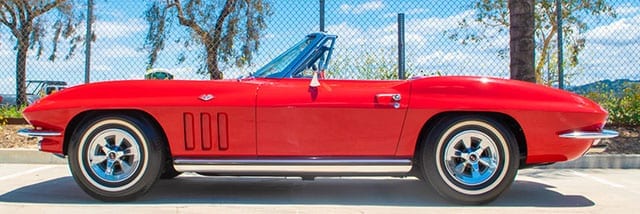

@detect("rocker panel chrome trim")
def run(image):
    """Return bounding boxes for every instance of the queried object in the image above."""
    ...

[174,159,412,174]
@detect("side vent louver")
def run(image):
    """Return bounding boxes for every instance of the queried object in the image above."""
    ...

[184,113,195,150]
[183,112,227,151]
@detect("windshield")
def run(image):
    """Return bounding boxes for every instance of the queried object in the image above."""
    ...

[253,36,314,78]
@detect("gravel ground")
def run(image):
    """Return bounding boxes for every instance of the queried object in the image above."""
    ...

[0,125,38,149]
[1,124,638,153]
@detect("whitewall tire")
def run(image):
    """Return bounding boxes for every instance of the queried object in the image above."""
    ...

[421,115,519,204]
[68,115,164,201]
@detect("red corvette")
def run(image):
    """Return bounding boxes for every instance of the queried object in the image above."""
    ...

[19,33,617,204]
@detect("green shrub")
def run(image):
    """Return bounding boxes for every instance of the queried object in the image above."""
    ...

[0,105,24,118]
[585,83,640,126]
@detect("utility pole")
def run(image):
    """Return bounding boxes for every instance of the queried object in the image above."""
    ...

[84,0,94,84]
[397,13,406,80]
[319,0,325,32]
[556,0,564,89]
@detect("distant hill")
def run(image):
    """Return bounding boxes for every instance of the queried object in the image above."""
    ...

[568,79,640,96]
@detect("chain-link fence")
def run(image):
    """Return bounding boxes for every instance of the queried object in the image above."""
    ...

[0,0,638,98]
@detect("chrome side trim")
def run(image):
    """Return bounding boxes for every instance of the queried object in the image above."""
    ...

[17,128,62,137]
[174,159,412,174]
[559,129,619,139]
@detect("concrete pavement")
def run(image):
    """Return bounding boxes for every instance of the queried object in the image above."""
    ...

[0,164,638,213]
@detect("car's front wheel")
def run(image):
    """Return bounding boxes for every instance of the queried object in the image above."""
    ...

[68,115,164,201]
[421,115,519,204]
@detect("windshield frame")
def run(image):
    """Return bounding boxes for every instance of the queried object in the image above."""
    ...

[251,33,337,79]
[252,34,323,78]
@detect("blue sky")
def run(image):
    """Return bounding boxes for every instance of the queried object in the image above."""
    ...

[0,0,639,93]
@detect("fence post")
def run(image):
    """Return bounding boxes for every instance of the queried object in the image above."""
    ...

[319,0,325,32]
[84,0,93,84]
[397,13,406,80]
[556,0,564,89]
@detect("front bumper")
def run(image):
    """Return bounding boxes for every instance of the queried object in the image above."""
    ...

[17,128,62,138]
[559,129,619,153]
[17,128,64,156]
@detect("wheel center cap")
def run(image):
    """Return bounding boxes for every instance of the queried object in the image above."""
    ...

[108,152,117,160]
[469,154,478,162]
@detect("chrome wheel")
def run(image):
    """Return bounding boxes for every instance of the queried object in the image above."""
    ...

[69,115,164,201]
[87,128,141,183]
[443,130,499,186]
[422,116,519,204]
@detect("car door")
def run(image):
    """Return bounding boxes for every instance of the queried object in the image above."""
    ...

[256,78,410,156]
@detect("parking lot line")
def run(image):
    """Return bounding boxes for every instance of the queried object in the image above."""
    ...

[570,170,625,188]
[0,165,56,181]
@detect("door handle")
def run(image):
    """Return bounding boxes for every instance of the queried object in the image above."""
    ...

[375,93,402,109]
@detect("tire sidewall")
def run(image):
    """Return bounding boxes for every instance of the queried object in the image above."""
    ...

[422,116,519,204]
[68,115,163,201]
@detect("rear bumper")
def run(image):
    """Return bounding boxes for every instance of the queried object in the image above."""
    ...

[559,129,619,139]
[559,129,619,153]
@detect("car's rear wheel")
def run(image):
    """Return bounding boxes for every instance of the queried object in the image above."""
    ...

[68,115,164,201]
[421,115,519,204]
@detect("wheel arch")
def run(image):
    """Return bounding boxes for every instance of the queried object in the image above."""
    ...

[413,111,527,168]
[63,109,171,158]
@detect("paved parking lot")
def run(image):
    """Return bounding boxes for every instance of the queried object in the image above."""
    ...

[0,164,638,213]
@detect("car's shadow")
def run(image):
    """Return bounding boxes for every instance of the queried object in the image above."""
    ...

[0,175,594,207]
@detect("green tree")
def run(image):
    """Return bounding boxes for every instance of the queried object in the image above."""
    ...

[143,0,271,80]
[0,0,86,106]
[448,0,615,85]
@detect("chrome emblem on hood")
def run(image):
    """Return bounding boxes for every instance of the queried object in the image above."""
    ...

[199,94,215,101]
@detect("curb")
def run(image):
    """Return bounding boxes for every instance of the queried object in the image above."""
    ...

[0,149,67,164]
[0,149,639,169]
[535,154,640,169]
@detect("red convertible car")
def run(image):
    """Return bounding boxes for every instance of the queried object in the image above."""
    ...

[19,33,617,204]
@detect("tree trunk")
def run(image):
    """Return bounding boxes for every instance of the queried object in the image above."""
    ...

[15,38,28,106]
[206,49,223,80]
[508,0,536,83]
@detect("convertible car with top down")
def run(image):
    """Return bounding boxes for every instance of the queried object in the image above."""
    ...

[19,32,618,204]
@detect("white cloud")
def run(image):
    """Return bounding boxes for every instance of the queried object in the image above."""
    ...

[615,4,640,16]
[0,76,14,94]
[417,51,472,65]
[373,32,426,47]
[0,43,13,57]
[326,22,366,47]
[586,14,640,45]
[100,45,145,58]
[262,33,276,40]
[92,65,112,72]
[387,10,475,38]
[384,8,429,18]
[340,0,384,14]
[93,19,146,39]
